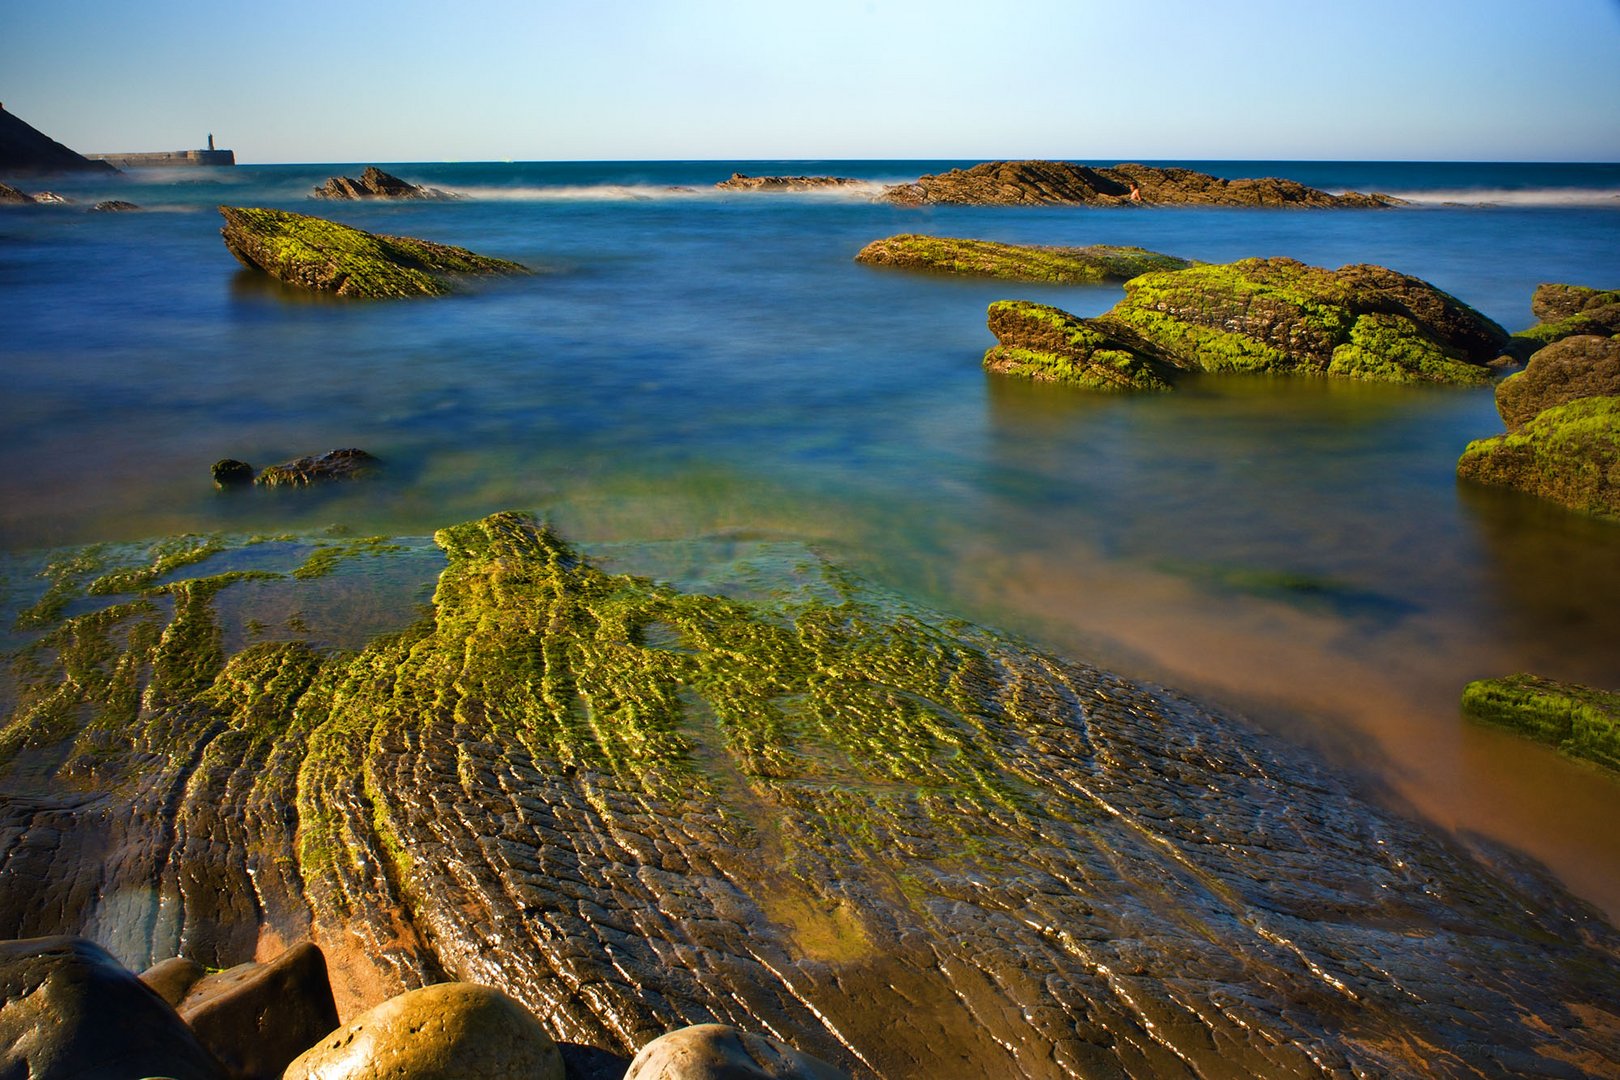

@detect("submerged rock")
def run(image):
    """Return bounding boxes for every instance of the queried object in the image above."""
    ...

[92,199,140,212]
[282,983,563,1080]
[218,206,527,298]
[1456,395,1620,518]
[1495,334,1620,430]
[254,448,379,488]
[1515,283,1620,350]
[313,165,454,201]
[855,234,1190,283]
[4,512,1620,1077]
[883,160,1401,208]
[178,941,340,1080]
[986,256,1511,390]
[1462,673,1620,772]
[625,1024,848,1080]
[715,173,865,192]
[212,458,255,488]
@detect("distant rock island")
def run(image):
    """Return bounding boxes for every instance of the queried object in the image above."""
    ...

[313,166,455,201]
[0,104,118,177]
[715,172,868,192]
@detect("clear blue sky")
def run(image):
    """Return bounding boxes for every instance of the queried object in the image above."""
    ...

[4,0,1619,163]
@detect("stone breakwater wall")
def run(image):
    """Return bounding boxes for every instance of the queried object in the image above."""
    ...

[86,149,235,168]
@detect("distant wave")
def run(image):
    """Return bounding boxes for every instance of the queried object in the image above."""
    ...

[1387,187,1620,208]
[443,180,895,203]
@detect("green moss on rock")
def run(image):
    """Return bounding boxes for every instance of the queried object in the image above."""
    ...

[1456,395,1620,519]
[218,207,528,298]
[1462,673,1620,771]
[1514,284,1620,350]
[855,234,1189,284]
[983,301,1173,391]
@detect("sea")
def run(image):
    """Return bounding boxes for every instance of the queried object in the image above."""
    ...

[3,159,1620,920]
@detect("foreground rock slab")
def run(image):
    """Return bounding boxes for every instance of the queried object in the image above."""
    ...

[625,1024,848,1080]
[218,206,526,297]
[1462,673,1620,772]
[855,234,1189,283]
[314,165,454,201]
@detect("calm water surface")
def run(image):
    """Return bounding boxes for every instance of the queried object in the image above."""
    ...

[4,159,1620,918]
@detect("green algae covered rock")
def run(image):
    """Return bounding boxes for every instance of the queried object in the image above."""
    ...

[1513,283,1620,351]
[218,206,526,297]
[984,300,1173,391]
[1456,395,1620,518]
[1495,334,1620,430]
[1462,673,1620,772]
[855,234,1189,284]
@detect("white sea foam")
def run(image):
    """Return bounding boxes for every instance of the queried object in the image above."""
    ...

[442,180,895,203]
[1386,187,1620,208]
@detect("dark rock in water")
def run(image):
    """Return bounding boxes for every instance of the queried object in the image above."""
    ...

[984,300,1175,391]
[254,448,378,488]
[1462,673,1620,772]
[985,257,1511,390]
[218,206,527,298]
[282,983,563,1080]
[715,172,866,192]
[1456,395,1620,519]
[178,941,341,1080]
[883,160,1402,208]
[0,181,34,204]
[855,233,1189,284]
[313,166,454,201]
[1515,283,1620,350]
[93,199,140,212]
[4,512,1620,1078]
[0,104,119,177]
[212,458,255,488]
[0,936,225,1080]
[1496,334,1620,430]
[141,954,207,1006]
[625,1024,848,1080]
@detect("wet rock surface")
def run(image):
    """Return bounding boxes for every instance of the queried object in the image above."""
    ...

[1457,395,1620,519]
[3,512,1620,1078]
[313,165,455,201]
[883,160,1400,208]
[218,206,527,297]
[178,941,341,1080]
[715,173,866,192]
[255,448,380,488]
[626,1024,849,1080]
[1462,673,1620,772]
[855,234,1189,284]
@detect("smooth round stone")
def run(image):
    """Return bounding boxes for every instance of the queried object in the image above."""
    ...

[624,1024,850,1080]
[281,982,563,1080]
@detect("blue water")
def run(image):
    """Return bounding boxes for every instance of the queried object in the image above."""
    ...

[4,159,1620,916]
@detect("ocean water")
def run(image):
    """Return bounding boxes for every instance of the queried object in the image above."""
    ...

[4,159,1620,917]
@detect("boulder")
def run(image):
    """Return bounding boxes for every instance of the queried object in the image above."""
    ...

[855,234,1190,283]
[0,936,225,1080]
[281,982,563,1080]
[218,206,526,298]
[176,941,340,1080]
[715,173,865,192]
[1496,334,1620,430]
[1515,283,1620,350]
[313,166,453,201]
[984,300,1174,391]
[625,1025,850,1080]
[253,448,378,488]
[1462,673,1620,772]
[93,199,141,211]
[141,954,207,1006]
[212,458,255,488]
[883,160,1401,208]
[1456,395,1620,519]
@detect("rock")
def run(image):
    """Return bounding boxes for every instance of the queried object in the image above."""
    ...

[176,941,340,1080]
[253,448,378,488]
[30,190,70,204]
[1456,395,1620,518]
[212,458,255,488]
[313,166,454,201]
[1515,283,1620,350]
[0,936,225,1080]
[715,173,866,192]
[1462,673,1620,771]
[281,983,563,1080]
[984,300,1174,391]
[93,199,141,211]
[855,234,1190,283]
[883,160,1402,208]
[624,1025,849,1080]
[1496,335,1620,430]
[218,206,527,298]
[0,181,35,204]
[0,104,120,176]
[141,955,207,1006]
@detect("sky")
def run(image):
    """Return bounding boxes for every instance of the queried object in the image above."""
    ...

[3,0,1619,164]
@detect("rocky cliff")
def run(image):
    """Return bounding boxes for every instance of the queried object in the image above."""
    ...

[0,106,119,178]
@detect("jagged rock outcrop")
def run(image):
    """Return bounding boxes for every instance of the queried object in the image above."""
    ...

[985,256,1511,390]
[855,234,1189,284]
[219,207,527,297]
[1462,673,1620,772]
[1514,283,1620,350]
[715,173,866,192]
[1495,334,1620,429]
[313,166,454,201]
[625,1024,849,1080]
[884,160,1400,208]
[0,105,119,177]
[92,199,140,212]
[4,512,1620,1078]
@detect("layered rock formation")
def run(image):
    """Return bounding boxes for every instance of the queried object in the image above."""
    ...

[715,173,866,192]
[1462,674,1620,773]
[984,256,1511,389]
[3,512,1620,1077]
[884,160,1400,208]
[219,207,527,297]
[0,105,119,177]
[855,234,1190,284]
[313,166,454,201]
[984,301,1174,391]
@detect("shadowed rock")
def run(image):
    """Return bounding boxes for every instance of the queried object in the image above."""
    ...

[0,105,119,177]
[1462,673,1620,772]
[884,160,1401,208]
[856,234,1189,283]
[178,941,340,1080]
[1496,335,1620,429]
[218,206,527,298]
[254,448,379,489]
[313,166,454,201]
[3,513,1620,1077]
[625,1024,849,1080]
[141,954,206,1005]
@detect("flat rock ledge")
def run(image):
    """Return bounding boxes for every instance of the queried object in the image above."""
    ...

[984,256,1511,390]
[313,165,455,201]
[1462,673,1620,772]
[855,234,1190,284]
[219,205,527,297]
[715,173,866,192]
[884,160,1402,208]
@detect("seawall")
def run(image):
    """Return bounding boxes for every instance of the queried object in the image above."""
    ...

[85,149,235,168]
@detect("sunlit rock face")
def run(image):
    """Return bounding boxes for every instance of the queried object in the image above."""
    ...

[3,512,1619,1078]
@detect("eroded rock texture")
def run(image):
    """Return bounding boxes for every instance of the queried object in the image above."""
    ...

[3,513,1620,1078]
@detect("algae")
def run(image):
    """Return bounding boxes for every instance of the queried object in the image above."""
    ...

[1462,673,1620,772]
[1456,395,1620,519]
[856,234,1189,284]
